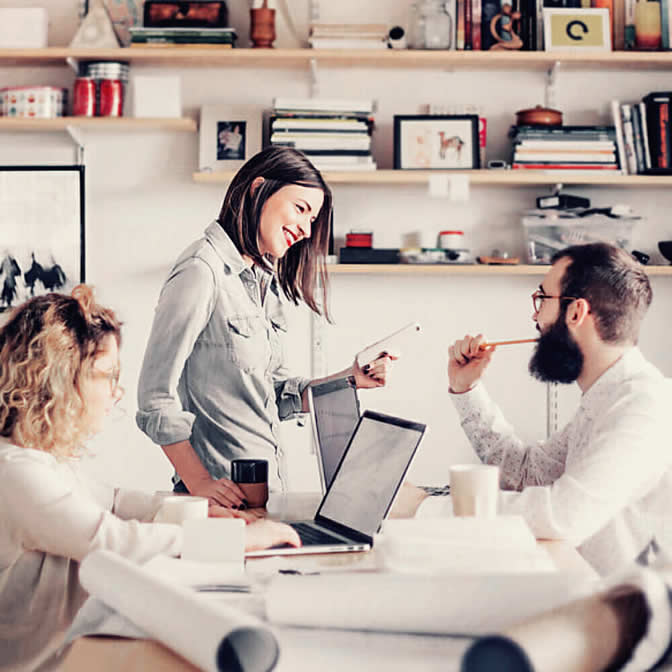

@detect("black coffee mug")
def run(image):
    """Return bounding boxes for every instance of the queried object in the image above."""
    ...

[231,458,269,508]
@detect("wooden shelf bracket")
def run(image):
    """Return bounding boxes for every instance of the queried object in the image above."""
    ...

[545,60,560,110]
[309,57,319,97]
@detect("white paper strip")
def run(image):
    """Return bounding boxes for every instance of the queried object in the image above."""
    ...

[266,572,590,636]
[79,550,278,672]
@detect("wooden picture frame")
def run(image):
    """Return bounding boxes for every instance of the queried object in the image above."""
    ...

[543,8,611,52]
[393,115,480,170]
[0,165,85,314]
[198,104,262,172]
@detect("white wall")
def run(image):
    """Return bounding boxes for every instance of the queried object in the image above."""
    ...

[1,0,671,492]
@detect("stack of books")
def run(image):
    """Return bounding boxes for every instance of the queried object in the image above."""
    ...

[129,27,237,47]
[510,126,619,174]
[269,98,377,172]
[308,23,387,49]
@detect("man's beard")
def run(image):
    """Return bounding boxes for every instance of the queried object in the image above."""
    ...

[529,314,584,384]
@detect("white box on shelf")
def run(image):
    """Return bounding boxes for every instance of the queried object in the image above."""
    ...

[131,75,181,118]
[0,8,49,48]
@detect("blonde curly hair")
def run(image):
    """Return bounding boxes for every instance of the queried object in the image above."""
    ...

[0,285,122,458]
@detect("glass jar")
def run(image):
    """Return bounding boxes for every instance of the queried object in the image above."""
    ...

[409,0,453,50]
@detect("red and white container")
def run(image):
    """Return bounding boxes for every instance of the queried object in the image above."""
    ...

[438,230,465,249]
[73,78,95,117]
[0,86,67,118]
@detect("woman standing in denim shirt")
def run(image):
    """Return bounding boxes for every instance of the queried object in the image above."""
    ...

[137,147,394,508]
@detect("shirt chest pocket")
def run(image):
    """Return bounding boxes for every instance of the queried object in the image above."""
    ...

[225,315,270,372]
[268,312,288,370]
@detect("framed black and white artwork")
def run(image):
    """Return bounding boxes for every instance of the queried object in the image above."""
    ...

[0,165,85,314]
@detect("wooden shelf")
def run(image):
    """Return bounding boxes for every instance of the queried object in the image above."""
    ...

[0,117,196,132]
[328,264,672,275]
[193,169,672,187]
[2,47,672,70]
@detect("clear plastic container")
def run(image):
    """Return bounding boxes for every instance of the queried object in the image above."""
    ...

[523,210,640,265]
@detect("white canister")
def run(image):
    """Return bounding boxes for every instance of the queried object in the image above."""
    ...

[439,230,465,250]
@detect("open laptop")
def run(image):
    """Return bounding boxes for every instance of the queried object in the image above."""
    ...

[307,376,361,493]
[246,410,426,558]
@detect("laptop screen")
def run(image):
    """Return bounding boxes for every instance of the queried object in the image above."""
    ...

[316,411,425,538]
[310,377,360,489]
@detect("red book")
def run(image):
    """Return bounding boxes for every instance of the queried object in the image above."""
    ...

[592,0,614,49]
[512,163,619,169]
[465,0,473,48]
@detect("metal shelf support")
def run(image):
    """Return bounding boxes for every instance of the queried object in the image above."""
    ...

[544,61,560,110]
[65,124,85,165]
[309,57,319,98]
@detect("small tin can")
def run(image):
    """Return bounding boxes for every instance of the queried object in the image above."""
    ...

[73,77,95,117]
[98,78,124,117]
[438,230,465,250]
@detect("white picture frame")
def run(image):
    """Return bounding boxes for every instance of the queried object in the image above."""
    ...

[543,8,611,52]
[198,104,262,172]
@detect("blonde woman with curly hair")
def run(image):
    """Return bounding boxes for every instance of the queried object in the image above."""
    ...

[0,286,299,671]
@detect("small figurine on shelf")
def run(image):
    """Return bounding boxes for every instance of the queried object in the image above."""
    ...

[250,0,276,48]
[489,2,523,50]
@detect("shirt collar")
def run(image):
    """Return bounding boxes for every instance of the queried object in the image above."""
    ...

[204,220,278,293]
[581,347,647,406]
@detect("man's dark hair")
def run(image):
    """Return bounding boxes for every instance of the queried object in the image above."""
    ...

[217,146,333,320]
[551,243,652,345]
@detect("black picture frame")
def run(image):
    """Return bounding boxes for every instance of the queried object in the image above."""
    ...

[393,114,480,170]
[0,165,85,313]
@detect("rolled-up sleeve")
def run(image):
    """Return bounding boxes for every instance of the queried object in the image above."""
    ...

[136,257,216,446]
[274,375,311,421]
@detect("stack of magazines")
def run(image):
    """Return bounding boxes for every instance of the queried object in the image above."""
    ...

[308,23,388,49]
[269,97,377,172]
[129,26,237,47]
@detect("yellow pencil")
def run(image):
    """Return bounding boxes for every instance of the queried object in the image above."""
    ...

[480,338,538,349]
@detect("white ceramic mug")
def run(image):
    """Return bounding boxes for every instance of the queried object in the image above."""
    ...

[154,495,208,525]
[449,464,500,518]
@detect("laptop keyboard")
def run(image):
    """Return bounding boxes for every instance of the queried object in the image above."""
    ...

[420,484,451,496]
[289,522,347,546]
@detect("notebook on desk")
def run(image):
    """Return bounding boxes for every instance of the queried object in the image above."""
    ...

[307,376,361,494]
[246,410,426,558]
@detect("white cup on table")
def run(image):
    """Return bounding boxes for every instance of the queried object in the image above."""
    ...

[449,464,499,518]
[154,495,208,525]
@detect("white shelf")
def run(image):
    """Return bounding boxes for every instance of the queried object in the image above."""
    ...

[3,48,672,71]
[328,264,672,275]
[193,169,672,187]
[0,117,196,132]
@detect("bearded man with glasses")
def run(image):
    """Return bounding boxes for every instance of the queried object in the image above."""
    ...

[413,242,671,577]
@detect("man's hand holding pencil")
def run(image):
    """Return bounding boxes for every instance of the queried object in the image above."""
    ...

[448,334,538,394]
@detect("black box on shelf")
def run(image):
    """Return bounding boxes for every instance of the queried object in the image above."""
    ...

[339,248,400,264]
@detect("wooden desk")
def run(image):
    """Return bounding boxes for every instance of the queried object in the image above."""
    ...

[63,492,598,672]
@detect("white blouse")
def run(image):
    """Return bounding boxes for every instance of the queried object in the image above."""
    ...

[419,348,672,576]
[0,439,182,671]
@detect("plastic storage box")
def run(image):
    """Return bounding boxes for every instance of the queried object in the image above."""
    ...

[523,210,639,265]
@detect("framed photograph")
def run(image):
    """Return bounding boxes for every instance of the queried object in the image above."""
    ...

[0,166,85,315]
[393,115,480,170]
[198,104,262,172]
[543,8,611,52]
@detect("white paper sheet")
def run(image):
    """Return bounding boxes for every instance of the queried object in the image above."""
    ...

[78,550,278,672]
[266,572,592,636]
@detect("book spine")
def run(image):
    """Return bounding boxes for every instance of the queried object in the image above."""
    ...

[613,0,625,48]
[472,0,483,48]
[610,99,628,173]
[465,0,473,48]
[639,101,652,170]
[457,0,466,48]
[620,104,638,173]
[630,103,645,172]
[663,0,671,49]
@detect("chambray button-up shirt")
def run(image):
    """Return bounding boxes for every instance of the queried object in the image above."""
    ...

[136,222,310,491]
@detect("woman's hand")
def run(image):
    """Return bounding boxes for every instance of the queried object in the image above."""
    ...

[188,476,247,509]
[352,351,398,388]
[244,520,302,552]
[448,333,494,394]
[208,504,265,522]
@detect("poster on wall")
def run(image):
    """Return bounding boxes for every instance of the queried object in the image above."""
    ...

[0,166,85,315]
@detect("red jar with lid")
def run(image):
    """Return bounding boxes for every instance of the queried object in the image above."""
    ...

[73,77,95,117]
[438,230,464,249]
[98,79,123,117]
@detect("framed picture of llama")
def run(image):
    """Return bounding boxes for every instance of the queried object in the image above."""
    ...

[0,166,85,315]
[393,115,480,170]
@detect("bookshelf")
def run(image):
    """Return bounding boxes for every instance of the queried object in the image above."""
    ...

[193,168,672,187]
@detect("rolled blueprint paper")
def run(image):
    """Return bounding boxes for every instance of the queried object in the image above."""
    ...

[462,566,672,672]
[79,550,278,672]
[266,572,585,636]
